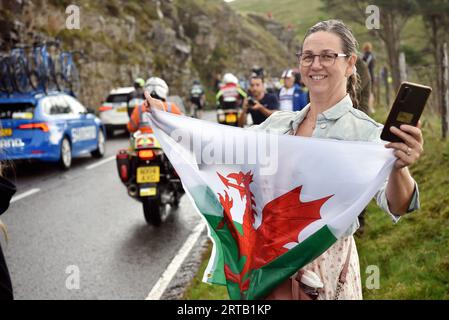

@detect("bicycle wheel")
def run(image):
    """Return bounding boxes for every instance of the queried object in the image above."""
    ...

[47,57,60,92]
[36,63,49,94]
[0,58,14,94]
[11,56,31,92]
[28,69,40,91]
[0,59,8,93]
[67,64,80,97]
[56,71,68,92]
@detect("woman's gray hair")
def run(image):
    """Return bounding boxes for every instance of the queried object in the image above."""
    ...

[303,19,361,108]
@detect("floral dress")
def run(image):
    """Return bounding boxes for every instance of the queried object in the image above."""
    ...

[302,236,362,300]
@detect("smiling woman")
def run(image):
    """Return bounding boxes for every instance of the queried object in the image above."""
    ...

[250,19,424,300]
[298,21,360,111]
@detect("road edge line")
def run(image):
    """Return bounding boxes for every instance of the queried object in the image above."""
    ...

[145,222,206,300]
[11,188,41,203]
[85,155,116,170]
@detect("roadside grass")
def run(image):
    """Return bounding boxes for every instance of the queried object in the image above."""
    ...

[358,111,449,299]
[183,243,228,300]
[183,108,449,300]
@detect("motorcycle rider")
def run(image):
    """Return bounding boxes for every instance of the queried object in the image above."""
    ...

[216,73,247,127]
[216,73,247,110]
[121,78,184,226]
[127,77,182,133]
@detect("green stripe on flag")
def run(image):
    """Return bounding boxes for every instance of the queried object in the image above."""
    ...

[188,184,338,300]
[189,185,244,287]
[188,185,226,285]
[246,225,337,300]
[202,213,246,291]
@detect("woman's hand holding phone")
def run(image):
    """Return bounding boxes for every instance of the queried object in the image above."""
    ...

[384,122,424,170]
[381,82,430,169]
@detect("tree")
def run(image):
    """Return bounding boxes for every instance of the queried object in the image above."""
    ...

[417,0,449,119]
[321,0,418,91]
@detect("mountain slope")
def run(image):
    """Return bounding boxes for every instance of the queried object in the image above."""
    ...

[229,0,327,42]
[0,0,291,108]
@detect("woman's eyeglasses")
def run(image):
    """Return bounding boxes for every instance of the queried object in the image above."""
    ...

[296,52,348,67]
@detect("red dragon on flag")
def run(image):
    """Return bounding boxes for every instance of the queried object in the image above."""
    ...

[215,171,333,297]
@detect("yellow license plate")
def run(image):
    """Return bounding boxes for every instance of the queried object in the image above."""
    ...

[0,128,12,137]
[117,107,127,112]
[225,114,237,123]
[137,166,160,183]
[140,187,157,197]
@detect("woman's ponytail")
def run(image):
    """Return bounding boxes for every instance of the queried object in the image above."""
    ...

[347,72,361,109]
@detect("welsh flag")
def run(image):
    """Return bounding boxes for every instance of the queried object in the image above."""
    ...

[147,109,395,300]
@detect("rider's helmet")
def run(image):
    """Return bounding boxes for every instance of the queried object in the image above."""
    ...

[222,73,238,85]
[193,79,201,85]
[134,78,145,88]
[145,77,169,101]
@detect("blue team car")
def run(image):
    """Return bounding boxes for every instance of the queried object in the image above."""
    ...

[0,91,106,169]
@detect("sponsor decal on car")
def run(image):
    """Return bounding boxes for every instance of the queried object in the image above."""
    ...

[71,126,97,143]
[0,138,25,148]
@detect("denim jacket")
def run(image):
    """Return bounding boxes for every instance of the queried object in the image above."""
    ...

[250,94,420,237]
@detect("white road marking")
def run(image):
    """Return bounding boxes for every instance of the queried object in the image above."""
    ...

[10,188,41,203]
[85,155,115,170]
[145,222,206,300]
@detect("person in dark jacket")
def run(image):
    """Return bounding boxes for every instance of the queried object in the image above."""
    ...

[362,42,376,89]
[238,75,279,126]
[0,165,16,300]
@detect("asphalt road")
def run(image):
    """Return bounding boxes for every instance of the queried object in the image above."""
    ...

[0,119,213,299]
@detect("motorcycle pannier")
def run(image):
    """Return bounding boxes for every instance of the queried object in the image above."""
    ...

[116,149,130,183]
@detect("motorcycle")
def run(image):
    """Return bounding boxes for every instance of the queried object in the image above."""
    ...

[217,108,240,126]
[115,97,184,226]
[216,100,240,127]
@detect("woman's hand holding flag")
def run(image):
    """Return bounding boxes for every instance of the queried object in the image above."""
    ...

[143,90,165,111]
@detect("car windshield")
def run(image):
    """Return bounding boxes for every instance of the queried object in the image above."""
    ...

[0,103,35,120]
[106,94,130,103]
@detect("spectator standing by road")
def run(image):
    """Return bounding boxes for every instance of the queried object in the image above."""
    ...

[238,74,279,126]
[362,42,376,113]
[0,164,16,300]
[279,69,308,112]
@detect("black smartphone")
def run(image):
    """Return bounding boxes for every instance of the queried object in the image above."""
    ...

[380,81,432,142]
[247,96,256,107]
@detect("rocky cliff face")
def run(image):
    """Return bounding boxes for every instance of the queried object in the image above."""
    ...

[0,0,292,108]
[246,12,297,52]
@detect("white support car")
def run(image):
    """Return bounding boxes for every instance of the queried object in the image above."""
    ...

[98,87,135,137]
